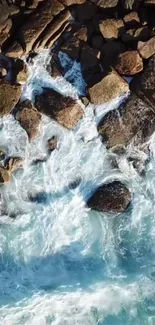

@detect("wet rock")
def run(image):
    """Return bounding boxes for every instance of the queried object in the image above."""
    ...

[75,1,97,21]
[12,59,28,84]
[60,36,81,60]
[92,35,103,50]
[5,41,24,58]
[59,0,86,5]
[99,19,125,40]
[91,0,118,9]
[137,37,155,59]
[74,27,88,42]
[122,26,150,43]
[35,88,84,129]
[115,51,143,75]
[123,11,141,29]
[87,68,129,105]
[0,165,10,183]
[98,93,155,149]
[48,136,57,152]
[5,157,23,173]
[0,67,7,78]
[0,80,21,116]
[16,100,42,141]
[0,150,6,160]
[131,54,155,108]
[87,181,131,213]
[101,41,126,66]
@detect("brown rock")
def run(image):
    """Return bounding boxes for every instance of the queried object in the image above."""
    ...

[123,0,139,9]
[76,1,97,20]
[99,19,125,40]
[101,41,126,66]
[87,181,131,213]
[122,26,150,43]
[115,51,143,75]
[59,0,86,5]
[87,68,129,105]
[48,136,57,151]
[137,37,155,58]
[0,165,10,183]
[74,27,88,42]
[131,54,155,108]
[92,35,103,49]
[123,12,141,29]
[5,157,23,173]
[98,93,155,148]
[0,67,7,78]
[16,100,42,141]
[91,0,118,9]
[0,80,21,116]
[35,88,84,129]
[12,59,28,84]
[5,41,24,58]
[0,150,6,160]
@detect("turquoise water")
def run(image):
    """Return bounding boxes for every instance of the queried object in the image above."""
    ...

[0,50,155,325]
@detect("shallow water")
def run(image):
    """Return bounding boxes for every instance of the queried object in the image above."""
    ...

[0,50,155,325]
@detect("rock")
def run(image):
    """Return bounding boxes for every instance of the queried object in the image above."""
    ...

[60,36,81,60]
[99,19,125,40]
[123,0,139,9]
[48,136,57,151]
[12,59,28,84]
[0,165,10,183]
[115,51,143,75]
[91,0,118,9]
[46,56,64,78]
[5,41,24,58]
[59,0,86,4]
[16,100,42,141]
[75,1,97,21]
[0,150,6,160]
[5,157,23,173]
[123,11,141,29]
[122,26,150,43]
[144,0,155,5]
[98,93,155,149]
[87,181,131,213]
[101,41,126,66]
[34,10,71,50]
[87,68,129,105]
[0,67,7,78]
[92,35,103,49]
[131,54,155,108]
[35,88,84,129]
[74,27,88,42]
[137,37,155,58]
[0,80,21,116]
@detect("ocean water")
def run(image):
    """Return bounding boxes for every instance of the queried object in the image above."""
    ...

[0,50,155,325]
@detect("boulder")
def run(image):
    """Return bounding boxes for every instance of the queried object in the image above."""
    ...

[0,80,21,116]
[99,19,125,40]
[101,41,126,66]
[98,93,155,148]
[75,1,97,21]
[0,150,5,160]
[131,54,155,108]
[35,88,84,129]
[123,11,141,29]
[48,136,57,151]
[115,51,143,75]
[5,157,23,173]
[60,36,81,60]
[90,0,118,9]
[16,100,42,141]
[87,181,131,213]
[5,41,24,58]
[87,68,129,105]
[59,0,86,5]
[137,37,155,59]
[0,165,10,183]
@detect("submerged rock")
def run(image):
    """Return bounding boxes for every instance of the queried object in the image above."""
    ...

[35,88,84,129]
[16,100,42,141]
[48,136,57,152]
[0,165,10,183]
[87,181,131,213]
[0,80,21,116]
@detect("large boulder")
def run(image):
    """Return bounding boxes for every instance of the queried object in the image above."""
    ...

[16,100,42,141]
[0,80,21,116]
[131,54,155,108]
[87,181,131,213]
[87,68,129,105]
[98,93,155,149]
[35,88,84,129]
[115,51,143,75]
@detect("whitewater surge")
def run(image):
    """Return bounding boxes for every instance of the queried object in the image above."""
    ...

[0,50,155,325]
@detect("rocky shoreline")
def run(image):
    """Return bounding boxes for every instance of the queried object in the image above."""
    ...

[0,0,155,214]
